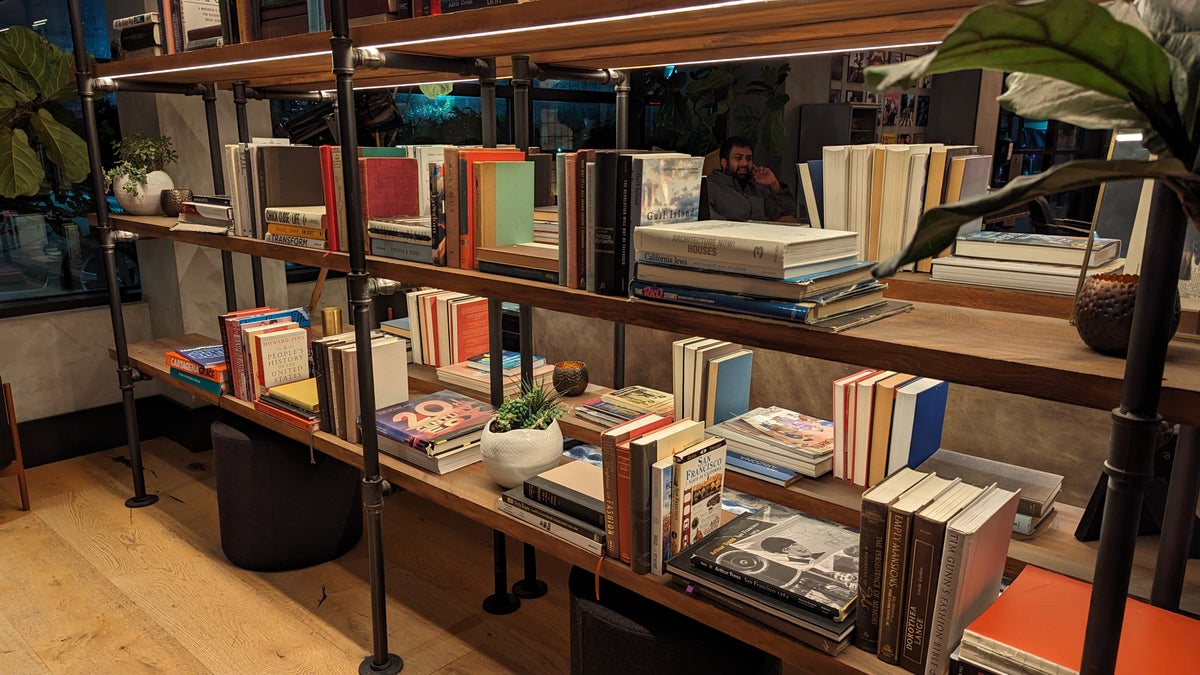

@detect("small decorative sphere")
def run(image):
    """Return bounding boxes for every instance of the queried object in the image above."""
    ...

[552,360,589,396]
[160,188,193,218]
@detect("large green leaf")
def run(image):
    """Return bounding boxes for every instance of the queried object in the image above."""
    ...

[1135,0,1200,153]
[873,158,1195,277]
[40,52,78,103]
[866,0,1173,106]
[29,108,89,184]
[0,26,58,97]
[999,72,1151,131]
[0,127,45,198]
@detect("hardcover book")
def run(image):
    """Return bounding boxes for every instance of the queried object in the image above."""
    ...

[633,220,858,272]
[375,389,494,453]
[669,435,727,555]
[524,460,605,529]
[917,448,1063,519]
[629,419,706,572]
[686,500,861,621]
[953,231,1121,267]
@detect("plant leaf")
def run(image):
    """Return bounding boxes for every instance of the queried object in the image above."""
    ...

[999,72,1151,131]
[866,0,1174,106]
[1134,0,1200,145]
[417,82,453,99]
[873,158,1195,277]
[0,26,59,97]
[40,51,78,103]
[29,108,90,184]
[0,127,45,198]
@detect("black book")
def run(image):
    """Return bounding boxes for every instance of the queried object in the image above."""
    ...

[119,23,164,51]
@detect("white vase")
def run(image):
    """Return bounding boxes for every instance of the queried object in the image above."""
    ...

[480,420,563,489]
[113,170,175,216]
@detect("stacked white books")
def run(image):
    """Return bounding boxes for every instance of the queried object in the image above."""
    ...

[931,231,1124,295]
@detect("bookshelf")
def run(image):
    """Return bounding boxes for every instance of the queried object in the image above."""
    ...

[74,0,1193,671]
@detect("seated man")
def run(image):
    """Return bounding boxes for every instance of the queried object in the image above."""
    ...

[706,136,797,223]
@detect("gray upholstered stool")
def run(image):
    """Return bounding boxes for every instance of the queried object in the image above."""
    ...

[568,566,783,675]
[211,416,362,571]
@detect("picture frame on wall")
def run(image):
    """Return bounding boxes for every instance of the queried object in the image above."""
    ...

[865,92,878,105]
[846,51,867,82]
[883,93,899,125]
[830,54,844,81]
[845,89,864,103]
[829,88,842,103]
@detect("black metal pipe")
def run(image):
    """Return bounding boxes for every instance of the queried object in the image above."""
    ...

[66,0,156,508]
[488,298,505,407]
[1152,424,1200,609]
[199,84,238,312]
[357,49,487,78]
[231,81,267,307]
[91,79,206,96]
[481,529,520,614]
[243,87,333,102]
[519,305,533,388]
[612,72,629,390]
[530,63,621,86]
[511,56,531,152]
[480,59,497,148]
[330,3,401,671]
[1082,182,1189,673]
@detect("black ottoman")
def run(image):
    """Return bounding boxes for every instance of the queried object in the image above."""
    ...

[211,417,363,571]
[568,566,783,675]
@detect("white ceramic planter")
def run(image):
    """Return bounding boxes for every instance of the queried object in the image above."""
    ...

[480,420,563,489]
[113,170,175,216]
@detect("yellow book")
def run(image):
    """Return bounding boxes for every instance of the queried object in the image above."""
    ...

[267,377,319,412]
[266,222,326,240]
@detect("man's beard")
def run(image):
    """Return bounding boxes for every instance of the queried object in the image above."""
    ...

[734,170,753,187]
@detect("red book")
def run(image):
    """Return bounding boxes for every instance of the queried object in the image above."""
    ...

[599,414,674,560]
[961,566,1200,673]
[318,145,341,251]
[359,156,420,243]
[253,399,318,431]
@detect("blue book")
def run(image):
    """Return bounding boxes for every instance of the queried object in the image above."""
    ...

[887,378,949,473]
[176,344,226,368]
[725,450,802,486]
[705,349,752,425]
[807,160,824,226]
[629,280,884,325]
[170,368,228,396]
[465,351,545,372]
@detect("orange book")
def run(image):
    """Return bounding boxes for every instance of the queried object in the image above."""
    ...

[961,566,1200,673]
[455,148,526,269]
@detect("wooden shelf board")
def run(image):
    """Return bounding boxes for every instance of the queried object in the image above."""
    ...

[110,215,1200,426]
[93,0,975,88]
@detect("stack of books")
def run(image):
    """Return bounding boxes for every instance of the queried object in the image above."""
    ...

[375,390,494,474]
[706,406,836,483]
[930,231,1125,295]
[436,352,551,397]
[497,460,607,555]
[668,499,861,656]
[831,369,948,487]
[630,220,911,332]
[113,12,165,58]
[856,467,1019,673]
[165,343,229,395]
[917,448,1064,536]
[171,196,234,234]
[575,385,674,427]
[259,377,320,428]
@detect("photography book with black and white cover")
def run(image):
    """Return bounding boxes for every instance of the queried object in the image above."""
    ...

[682,500,860,621]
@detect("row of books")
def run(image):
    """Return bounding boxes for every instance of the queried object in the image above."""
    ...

[629,220,912,331]
[599,415,728,575]
[215,306,312,403]
[857,467,1019,674]
[260,0,519,41]
[672,336,752,427]
[815,143,992,272]
[930,230,1125,296]
[311,329,409,441]
[573,385,674,427]
[917,448,1063,537]
[832,369,948,487]
[112,1,222,58]
[381,288,490,369]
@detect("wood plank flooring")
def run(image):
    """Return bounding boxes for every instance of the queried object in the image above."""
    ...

[0,437,573,674]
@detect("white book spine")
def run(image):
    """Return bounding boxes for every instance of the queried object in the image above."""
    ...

[650,459,673,575]
[496,499,604,556]
[263,207,325,228]
[265,233,328,250]
[113,11,160,29]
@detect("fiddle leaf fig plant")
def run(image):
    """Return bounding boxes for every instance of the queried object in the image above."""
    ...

[866,0,1200,278]
[0,25,90,198]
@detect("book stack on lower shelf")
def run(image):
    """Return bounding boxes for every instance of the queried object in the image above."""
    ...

[707,406,836,483]
[667,499,861,656]
[574,385,674,427]
[930,231,1126,296]
[497,459,608,556]
[374,389,494,474]
[917,448,1064,536]
[630,220,912,332]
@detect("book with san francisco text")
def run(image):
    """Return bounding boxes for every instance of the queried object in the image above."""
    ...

[375,389,495,454]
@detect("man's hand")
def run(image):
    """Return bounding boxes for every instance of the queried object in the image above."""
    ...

[751,164,782,191]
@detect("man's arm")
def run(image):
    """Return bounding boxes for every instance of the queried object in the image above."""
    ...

[763,182,797,221]
[705,172,751,222]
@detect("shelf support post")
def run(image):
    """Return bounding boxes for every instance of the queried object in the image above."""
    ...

[329,4,403,673]
[231,80,267,308]
[613,70,630,390]
[480,58,497,148]
[484,299,521,614]
[511,304,547,599]
[200,83,238,312]
[1152,423,1200,609]
[66,0,157,509]
[1082,181,1189,673]
[512,55,532,152]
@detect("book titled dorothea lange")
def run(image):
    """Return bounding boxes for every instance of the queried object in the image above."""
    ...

[682,501,861,621]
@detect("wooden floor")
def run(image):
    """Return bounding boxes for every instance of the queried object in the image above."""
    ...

[0,437,573,674]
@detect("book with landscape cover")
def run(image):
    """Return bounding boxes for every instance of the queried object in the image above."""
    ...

[686,500,861,621]
[856,467,928,654]
[917,448,1063,519]
[375,389,494,453]
[524,460,605,529]
[953,231,1121,267]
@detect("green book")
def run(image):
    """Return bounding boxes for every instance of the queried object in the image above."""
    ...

[170,368,228,396]
[476,160,534,248]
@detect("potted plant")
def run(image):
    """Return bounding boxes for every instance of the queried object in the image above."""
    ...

[0,26,91,201]
[480,381,566,488]
[105,132,179,215]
